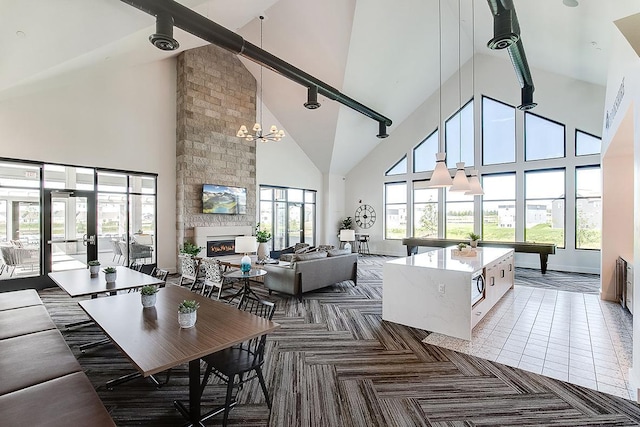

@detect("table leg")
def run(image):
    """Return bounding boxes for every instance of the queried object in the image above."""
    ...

[540,253,549,274]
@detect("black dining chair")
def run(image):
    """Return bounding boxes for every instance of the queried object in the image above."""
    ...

[150,267,169,282]
[200,294,275,426]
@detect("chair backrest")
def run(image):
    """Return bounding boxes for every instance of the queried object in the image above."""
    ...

[200,258,224,286]
[129,262,144,272]
[118,241,128,257]
[0,246,16,265]
[150,267,169,282]
[179,254,199,279]
[236,294,275,364]
[111,239,122,256]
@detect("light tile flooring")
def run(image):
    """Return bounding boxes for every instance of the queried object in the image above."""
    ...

[423,285,635,400]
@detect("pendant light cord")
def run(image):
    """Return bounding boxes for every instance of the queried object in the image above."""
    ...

[438,0,442,154]
[259,16,264,132]
[458,0,462,163]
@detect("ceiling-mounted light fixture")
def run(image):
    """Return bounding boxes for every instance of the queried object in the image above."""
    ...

[304,86,321,109]
[562,0,579,7]
[377,122,389,139]
[449,0,470,193]
[237,16,285,143]
[429,0,453,189]
[149,11,179,51]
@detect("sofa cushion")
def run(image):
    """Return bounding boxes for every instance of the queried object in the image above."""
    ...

[292,251,328,262]
[327,248,352,257]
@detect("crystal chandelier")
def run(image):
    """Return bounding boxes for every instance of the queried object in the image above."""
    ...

[237,16,285,143]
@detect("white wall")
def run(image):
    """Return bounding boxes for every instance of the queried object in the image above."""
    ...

[346,53,605,273]
[0,60,178,271]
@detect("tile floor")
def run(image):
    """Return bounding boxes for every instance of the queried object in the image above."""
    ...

[423,285,635,400]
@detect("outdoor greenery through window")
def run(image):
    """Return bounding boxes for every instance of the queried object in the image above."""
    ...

[445,190,474,239]
[259,186,316,251]
[525,113,565,161]
[482,97,515,165]
[482,173,516,242]
[525,169,565,248]
[413,130,438,173]
[445,100,474,169]
[413,182,439,237]
[575,166,601,249]
[385,182,407,239]
[576,130,601,156]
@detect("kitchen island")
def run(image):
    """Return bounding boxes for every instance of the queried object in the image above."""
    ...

[382,246,514,340]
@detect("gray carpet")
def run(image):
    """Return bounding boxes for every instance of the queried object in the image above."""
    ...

[37,256,640,426]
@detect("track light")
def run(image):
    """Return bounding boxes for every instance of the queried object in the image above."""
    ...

[304,86,321,109]
[377,122,389,139]
[149,12,179,51]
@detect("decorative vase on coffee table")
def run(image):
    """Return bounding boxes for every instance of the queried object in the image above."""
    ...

[257,242,269,261]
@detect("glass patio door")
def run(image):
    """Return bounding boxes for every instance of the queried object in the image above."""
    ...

[288,203,303,246]
[44,190,97,273]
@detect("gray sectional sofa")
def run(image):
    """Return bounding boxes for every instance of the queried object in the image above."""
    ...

[263,250,357,301]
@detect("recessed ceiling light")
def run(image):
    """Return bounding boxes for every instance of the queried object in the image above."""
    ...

[563,0,579,7]
[15,30,26,38]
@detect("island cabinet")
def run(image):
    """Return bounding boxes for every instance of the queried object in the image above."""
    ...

[383,247,514,340]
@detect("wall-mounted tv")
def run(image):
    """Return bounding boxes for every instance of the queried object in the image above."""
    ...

[202,184,247,214]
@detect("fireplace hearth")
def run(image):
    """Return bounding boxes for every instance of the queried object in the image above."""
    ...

[207,240,236,257]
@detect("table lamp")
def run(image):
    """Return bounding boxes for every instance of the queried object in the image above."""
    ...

[339,229,355,251]
[235,236,257,273]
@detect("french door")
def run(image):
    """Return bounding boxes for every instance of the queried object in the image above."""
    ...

[44,190,97,273]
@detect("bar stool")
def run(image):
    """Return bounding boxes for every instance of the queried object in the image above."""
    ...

[357,234,370,255]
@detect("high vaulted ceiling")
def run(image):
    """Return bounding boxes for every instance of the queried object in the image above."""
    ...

[2,0,639,174]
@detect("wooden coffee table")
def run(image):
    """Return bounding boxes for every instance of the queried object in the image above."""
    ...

[79,284,279,425]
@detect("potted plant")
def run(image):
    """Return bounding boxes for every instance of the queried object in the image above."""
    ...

[180,241,202,257]
[140,285,159,308]
[103,266,117,283]
[88,260,101,277]
[457,242,468,253]
[178,300,200,328]
[468,232,481,248]
[255,223,271,261]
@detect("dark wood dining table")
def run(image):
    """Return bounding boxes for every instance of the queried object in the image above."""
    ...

[78,284,280,426]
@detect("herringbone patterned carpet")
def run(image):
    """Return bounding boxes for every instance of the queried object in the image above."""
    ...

[38,256,640,426]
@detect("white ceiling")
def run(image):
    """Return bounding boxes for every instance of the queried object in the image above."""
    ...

[2,0,639,174]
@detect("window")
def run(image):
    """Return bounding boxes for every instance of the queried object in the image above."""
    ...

[445,100,474,169]
[482,97,515,165]
[482,173,516,241]
[525,113,565,161]
[576,130,601,156]
[413,182,439,237]
[525,169,565,248]
[413,130,438,173]
[385,182,407,239]
[445,190,474,239]
[259,186,316,251]
[385,156,407,176]
[576,166,601,249]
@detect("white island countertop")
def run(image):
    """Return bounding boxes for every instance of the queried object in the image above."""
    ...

[386,246,513,273]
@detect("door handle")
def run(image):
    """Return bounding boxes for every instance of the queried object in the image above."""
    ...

[82,234,96,246]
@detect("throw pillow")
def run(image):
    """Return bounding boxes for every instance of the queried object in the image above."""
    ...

[327,248,351,257]
[292,251,328,262]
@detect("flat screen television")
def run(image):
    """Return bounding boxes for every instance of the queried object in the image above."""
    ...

[202,184,247,214]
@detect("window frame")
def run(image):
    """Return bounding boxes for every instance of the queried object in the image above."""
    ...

[575,129,601,157]
[575,165,601,251]
[481,172,517,242]
[413,129,439,173]
[524,111,566,162]
[384,181,408,240]
[481,96,516,166]
[524,168,566,249]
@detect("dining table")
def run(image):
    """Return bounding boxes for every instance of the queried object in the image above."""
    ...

[78,284,280,426]
[49,266,165,351]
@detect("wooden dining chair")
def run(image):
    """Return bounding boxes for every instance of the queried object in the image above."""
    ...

[199,294,276,426]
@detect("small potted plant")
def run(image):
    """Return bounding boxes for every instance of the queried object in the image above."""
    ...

[457,242,468,253]
[103,266,117,283]
[180,241,202,257]
[255,223,272,261]
[140,285,159,308]
[468,232,481,248]
[178,299,200,328]
[88,260,101,277]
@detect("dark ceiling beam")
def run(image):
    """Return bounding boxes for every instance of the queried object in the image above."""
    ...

[119,0,393,137]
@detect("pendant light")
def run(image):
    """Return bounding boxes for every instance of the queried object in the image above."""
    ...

[449,0,471,193]
[236,16,285,143]
[429,0,453,188]
[464,1,485,197]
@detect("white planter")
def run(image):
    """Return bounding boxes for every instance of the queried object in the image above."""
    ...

[105,272,117,283]
[141,293,156,308]
[178,310,197,328]
[257,242,269,261]
[470,240,478,248]
[89,265,100,277]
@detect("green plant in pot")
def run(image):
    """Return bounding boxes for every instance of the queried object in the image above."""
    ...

[468,232,481,248]
[255,223,271,261]
[140,285,159,308]
[178,299,200,328]
[88,260,101,277]
[457,242,467,252]
[103,266,117,283]
[180,241,202,257]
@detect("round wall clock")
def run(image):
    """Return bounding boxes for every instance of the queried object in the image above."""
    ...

[355,204,376,229]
